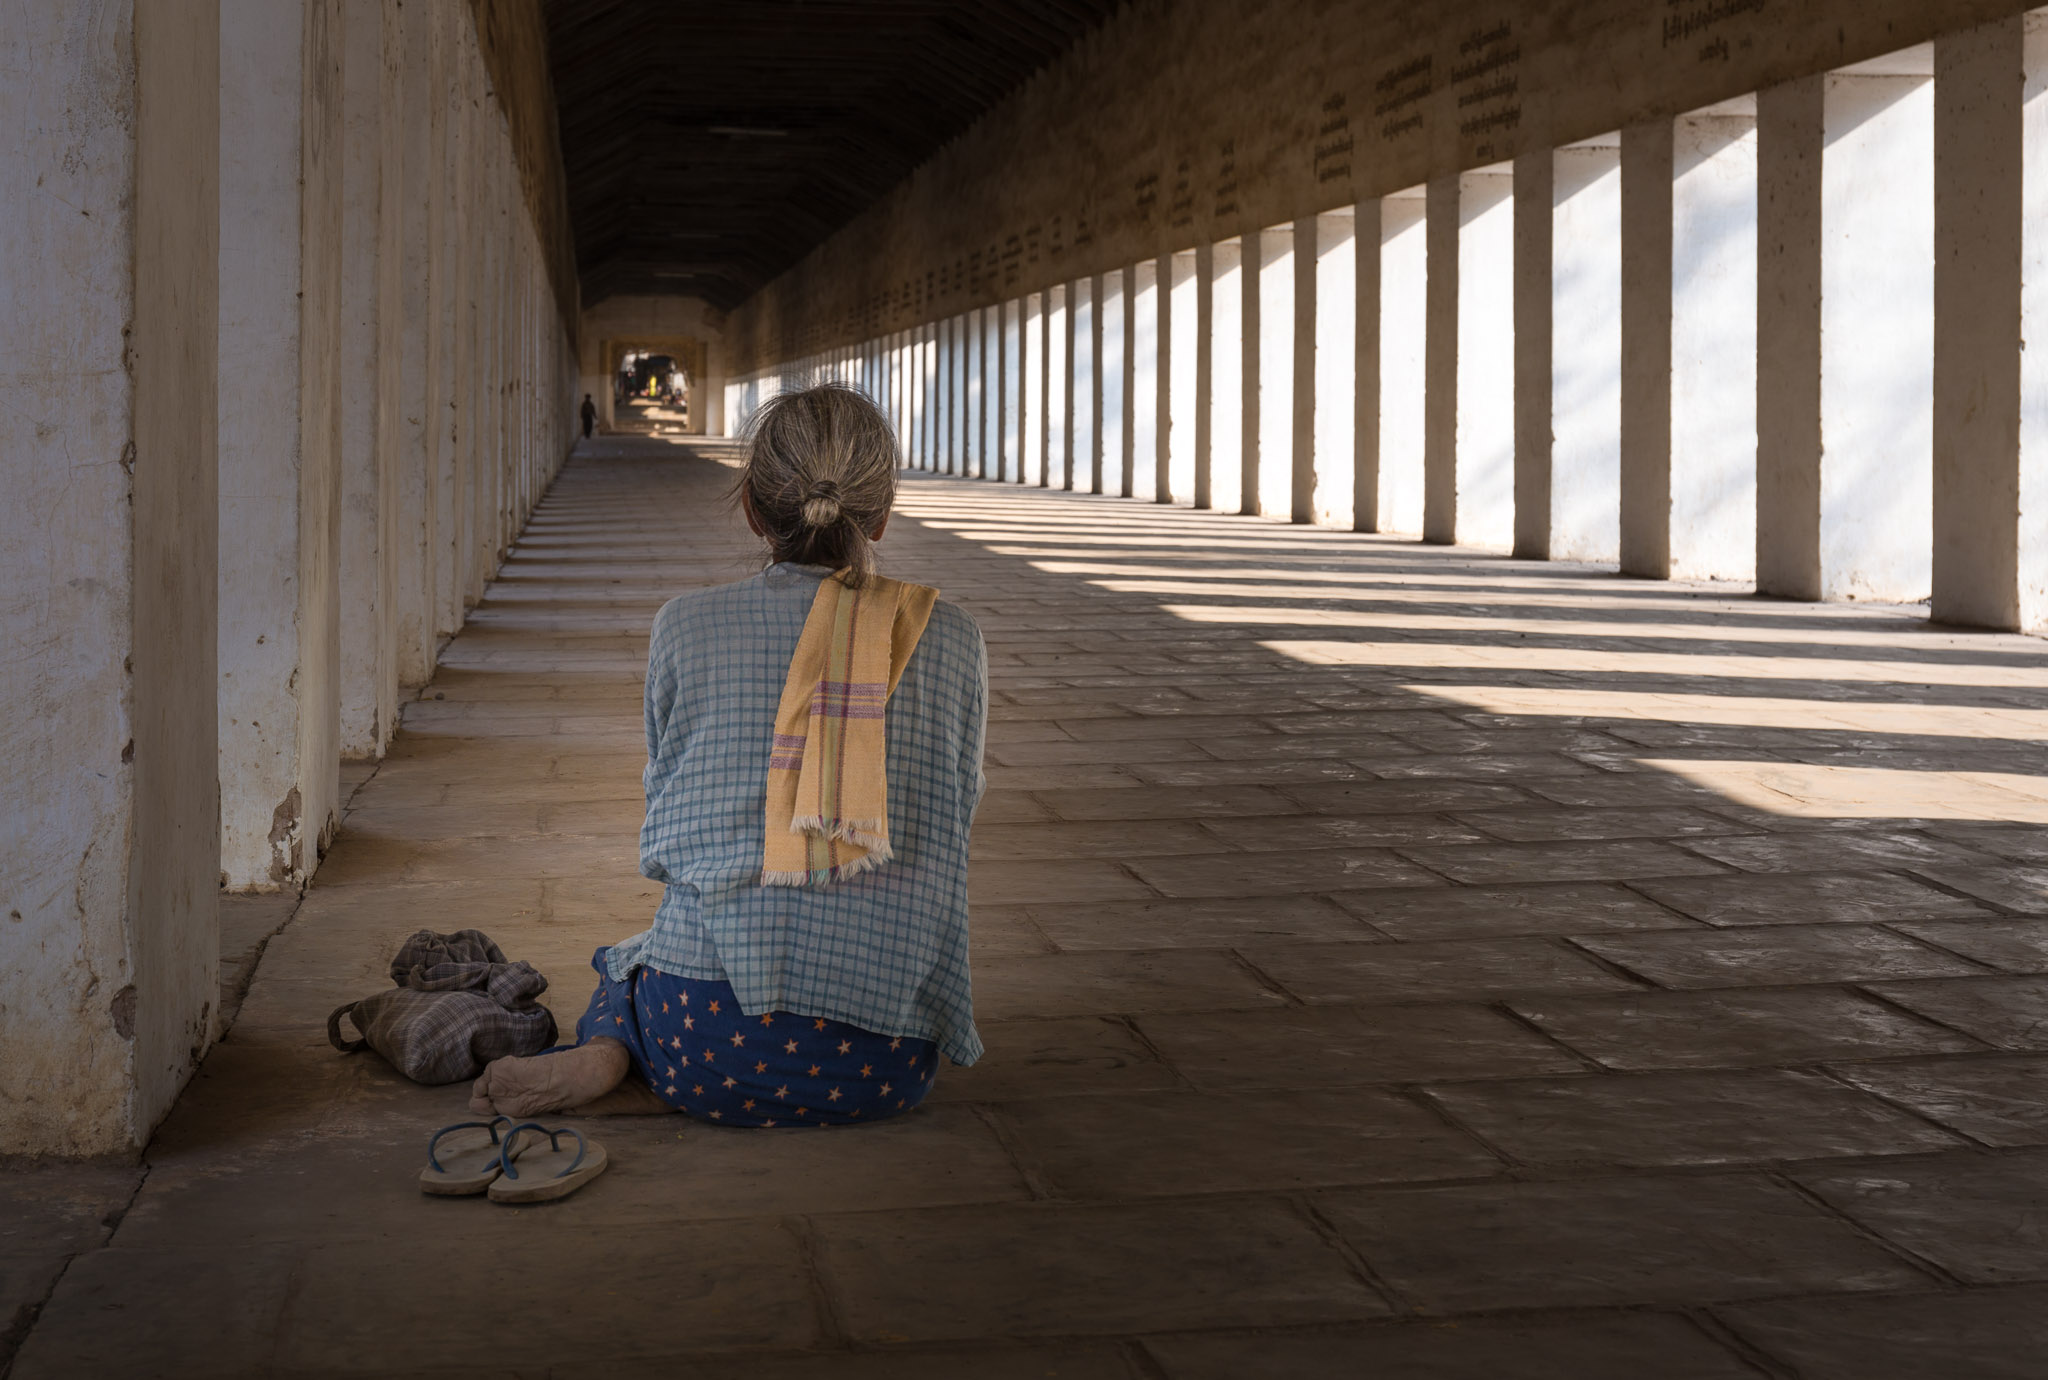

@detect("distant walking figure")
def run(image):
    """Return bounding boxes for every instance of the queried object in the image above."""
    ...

[580,393,597,438]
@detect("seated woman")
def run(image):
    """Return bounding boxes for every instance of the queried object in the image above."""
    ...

[471,383,986,1126]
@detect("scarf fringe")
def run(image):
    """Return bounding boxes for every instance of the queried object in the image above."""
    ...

[788,815,894,860]
[761,842,893,889]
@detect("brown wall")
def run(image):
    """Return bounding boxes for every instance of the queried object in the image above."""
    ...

[467,0,578,335]
[723,0,2033,374]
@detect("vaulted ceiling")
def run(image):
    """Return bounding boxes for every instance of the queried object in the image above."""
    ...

[542,0,1126,311]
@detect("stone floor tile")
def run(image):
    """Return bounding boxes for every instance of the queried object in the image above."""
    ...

[987,737,1213,767]
[970,950,1287,1020]
[968,858,1158,905]
[1683,830,1999,875]
[1315,1174,1931,1310]
[1135,1004,1585,1090]
[999,1088,1501,1197]
[1862,976,2048,1050]
[1829,1055,2048,1146]
[969,789,1060,823]
[1329,881,1698,940]
[1797,1150,2048,1283]
[1029,783,1302,820]
[1217,813,1492,850]
[931,1016,1184,1101]
[1512,987,1983,1070]
[1426,1068,1961,1168]
[1911,863,2048,915]
[274,1219,818,1369]
[1242,937,1639,1004]
[1127,758,1377,787]
[1060,713,1280,741]
[1144,1312,1761,1380]
[810,1199,1390,1342]
[9,1246,297,1379]
[1277,779,1536,814]
[1525,775,1747,809]
[1718,1286,2048,1380]
[1893,918,2048,973]
[1574,925,1984,989]
[1013,895,1371,949]
[588,1343,1143,1380]
[982,763,1147,791]
[1629,871,1991,927]
[1126,848,1443,896]
[1396,838,1731,884]
[1366,752,1603,781]
[968,819,1223,860]
[1451,806,1748,841]
[1923,823,2048,865]
[1197,731,1427,762]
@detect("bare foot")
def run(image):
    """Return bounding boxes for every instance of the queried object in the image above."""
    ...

[470,1038,630,1118]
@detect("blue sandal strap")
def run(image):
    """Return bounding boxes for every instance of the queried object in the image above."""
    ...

[497,1122,587,1181]
[424,1116,512,1174]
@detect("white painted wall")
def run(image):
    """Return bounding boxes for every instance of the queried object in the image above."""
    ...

[1313,211,1358,527]
[1820,68,1935,601]
[1672,108,1759,581]
[1551,144,1622,564]
[1071,279,1096,492]
[1256,226,1296,519]
[1132,261,1161,501]
[1210,241,1245,515]
[1379,192,1428,536]
[1455,168,1517,550]
[1168,252,1200,504]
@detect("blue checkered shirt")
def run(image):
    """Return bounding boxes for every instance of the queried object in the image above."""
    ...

[605,563,989,1066]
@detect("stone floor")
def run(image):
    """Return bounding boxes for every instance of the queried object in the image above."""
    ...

[8,434,2048,1378]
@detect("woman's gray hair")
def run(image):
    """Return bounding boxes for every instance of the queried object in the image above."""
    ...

[737,382,900,585]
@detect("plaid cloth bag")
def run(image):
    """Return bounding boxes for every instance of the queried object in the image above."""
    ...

[326,929,558,1084]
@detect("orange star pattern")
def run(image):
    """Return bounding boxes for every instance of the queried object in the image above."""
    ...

[813,1019,827,1031]
[707,1000,721,1015]
[889,1037,902,1051]
[729,1031,745,1047]
[782,1039,798,1054]
[836,1040,852,1055]
[760,1013,774,1026]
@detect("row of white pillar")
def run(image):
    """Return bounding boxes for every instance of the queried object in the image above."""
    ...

[217,0,577,890]
[731,17,2047,632]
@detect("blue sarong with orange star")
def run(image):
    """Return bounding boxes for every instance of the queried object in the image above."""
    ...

[568,947,937,1126]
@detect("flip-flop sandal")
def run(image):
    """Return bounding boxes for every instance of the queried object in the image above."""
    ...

[419,1116,518,1196]
[487,1122,608,1204]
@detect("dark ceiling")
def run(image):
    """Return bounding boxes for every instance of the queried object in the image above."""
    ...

[542,0,1126,311]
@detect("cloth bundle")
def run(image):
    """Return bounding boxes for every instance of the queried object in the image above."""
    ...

[327,928,557,1084]
[762,571,937,887]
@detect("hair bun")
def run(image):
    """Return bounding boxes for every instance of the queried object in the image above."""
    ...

[800,482,843,528]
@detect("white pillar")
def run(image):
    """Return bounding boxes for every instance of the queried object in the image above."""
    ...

[2,0,221,1155]
[1210,238,1245,515]
[393,0,437,688]
[1672,100,1759,582]
[1759,51,1935,602]
[1313,210,1357,527]
[1933,14,2048,630]
[1169,250,1200,503]
[1132,260,1160,500]
[1553,134,1622,567]
[337,0,396,760]
[1289,217,1317,523]
[218,0,343,890]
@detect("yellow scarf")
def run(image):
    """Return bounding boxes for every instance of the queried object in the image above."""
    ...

[762,571,938,887]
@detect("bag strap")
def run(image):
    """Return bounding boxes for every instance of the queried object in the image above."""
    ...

[326,1002,369,1054]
